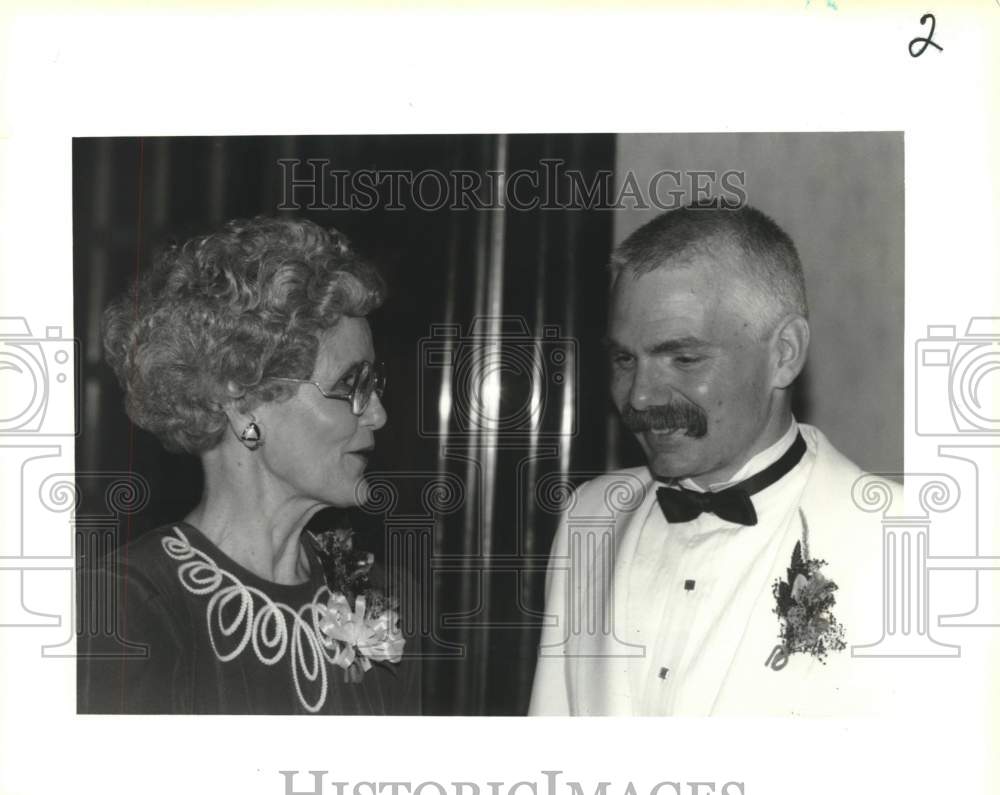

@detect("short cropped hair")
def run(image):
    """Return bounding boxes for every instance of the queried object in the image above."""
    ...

[609,204,808,337]
[103,216,385,453]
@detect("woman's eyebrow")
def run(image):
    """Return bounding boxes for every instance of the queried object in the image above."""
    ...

[325,359,364,382]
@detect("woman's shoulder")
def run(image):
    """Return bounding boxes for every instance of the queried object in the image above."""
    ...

[77,523,200,713]
[84,523,193,595]
[78,524,212,649]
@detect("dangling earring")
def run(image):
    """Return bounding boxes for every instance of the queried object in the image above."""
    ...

[238,415,263,450]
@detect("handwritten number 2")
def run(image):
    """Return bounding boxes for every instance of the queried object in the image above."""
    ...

[909,13,943,58]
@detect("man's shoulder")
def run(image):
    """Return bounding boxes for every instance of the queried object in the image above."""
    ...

[799,423,903,506]
[565,466,654,519]
[797,424,902,595]
[795,425,907,655]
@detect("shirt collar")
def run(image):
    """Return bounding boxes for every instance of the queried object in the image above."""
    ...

[678,417,800,493]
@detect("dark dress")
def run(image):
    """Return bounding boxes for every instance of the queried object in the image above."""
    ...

[77,522,420,714]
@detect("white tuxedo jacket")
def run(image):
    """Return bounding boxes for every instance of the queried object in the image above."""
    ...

[529,424,937,717]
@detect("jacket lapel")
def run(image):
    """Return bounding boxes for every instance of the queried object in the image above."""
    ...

[709,510,820,715]
[712,425,870,715]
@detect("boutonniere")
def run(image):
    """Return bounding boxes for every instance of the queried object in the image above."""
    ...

[308,529,405,683]
[770,510,846,666]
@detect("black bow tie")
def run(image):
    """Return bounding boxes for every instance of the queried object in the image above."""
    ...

[655,431,807,527]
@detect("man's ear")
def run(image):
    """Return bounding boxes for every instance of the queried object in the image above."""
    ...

[770,315,810,389]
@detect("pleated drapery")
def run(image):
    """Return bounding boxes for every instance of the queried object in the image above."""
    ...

[73,134,619,715]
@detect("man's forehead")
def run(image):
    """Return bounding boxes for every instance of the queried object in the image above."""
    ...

[608,261,753,345]
[611,263,725,315]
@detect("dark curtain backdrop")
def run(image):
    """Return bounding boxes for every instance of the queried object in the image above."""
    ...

[72,134,617,715]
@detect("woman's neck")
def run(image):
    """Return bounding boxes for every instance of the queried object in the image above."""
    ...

[185,453,323,586]
[185,504,314,585]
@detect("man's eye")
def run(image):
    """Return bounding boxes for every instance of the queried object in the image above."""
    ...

[611,352,635,368]
[674,355,703,366]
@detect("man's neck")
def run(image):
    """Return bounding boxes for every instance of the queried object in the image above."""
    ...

[682,411,796,491]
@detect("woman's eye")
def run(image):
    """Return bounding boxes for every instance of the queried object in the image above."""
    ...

[327,371,357,393]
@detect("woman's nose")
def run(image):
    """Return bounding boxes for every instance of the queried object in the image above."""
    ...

[362,392,388,430]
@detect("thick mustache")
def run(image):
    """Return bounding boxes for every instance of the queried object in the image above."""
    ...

[620,402,708,438]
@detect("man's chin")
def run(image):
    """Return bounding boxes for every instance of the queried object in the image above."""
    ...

[639,433,697,475]
[648,463,686,481]
[645,445,709,481]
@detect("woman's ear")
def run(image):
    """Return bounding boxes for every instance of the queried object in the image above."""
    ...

[217,381,256,432]
[771,315,810,389]
[220,380,250,417]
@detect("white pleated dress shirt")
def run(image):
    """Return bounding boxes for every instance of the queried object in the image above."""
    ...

[625,418,816,715]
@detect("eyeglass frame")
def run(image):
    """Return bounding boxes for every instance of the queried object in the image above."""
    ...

[267,360,386,416]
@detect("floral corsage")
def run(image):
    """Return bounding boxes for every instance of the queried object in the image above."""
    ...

[771,511,846,664]
[308,528,405,683]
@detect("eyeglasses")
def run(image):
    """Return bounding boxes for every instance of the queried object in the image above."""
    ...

[269,360,386,416]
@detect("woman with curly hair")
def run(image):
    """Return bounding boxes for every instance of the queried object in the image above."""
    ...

[78,216,419,714]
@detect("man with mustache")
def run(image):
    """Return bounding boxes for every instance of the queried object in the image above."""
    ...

[528,203,908,716]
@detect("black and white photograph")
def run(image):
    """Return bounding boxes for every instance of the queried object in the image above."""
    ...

[72,132,909,717]
[0,5,996,795]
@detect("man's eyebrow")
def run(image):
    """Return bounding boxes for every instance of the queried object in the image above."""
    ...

[602,335,712,355]
[647,336,713,355]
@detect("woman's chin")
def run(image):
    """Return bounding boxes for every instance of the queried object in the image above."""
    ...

[310,475,367,509]
[351,476,370,506]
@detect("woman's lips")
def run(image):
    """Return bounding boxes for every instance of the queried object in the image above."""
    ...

[347,448,374,464]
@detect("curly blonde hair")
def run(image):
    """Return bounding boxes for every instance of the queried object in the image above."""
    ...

[103,216,385,453]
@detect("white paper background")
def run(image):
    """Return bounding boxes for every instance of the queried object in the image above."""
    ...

[0,7,997,795]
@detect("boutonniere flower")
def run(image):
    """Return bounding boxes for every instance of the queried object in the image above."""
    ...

[317,592,405,682]
[771,511,846,664]
[308,528,405,682]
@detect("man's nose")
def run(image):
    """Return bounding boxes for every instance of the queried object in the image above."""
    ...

[628,362,668,410]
